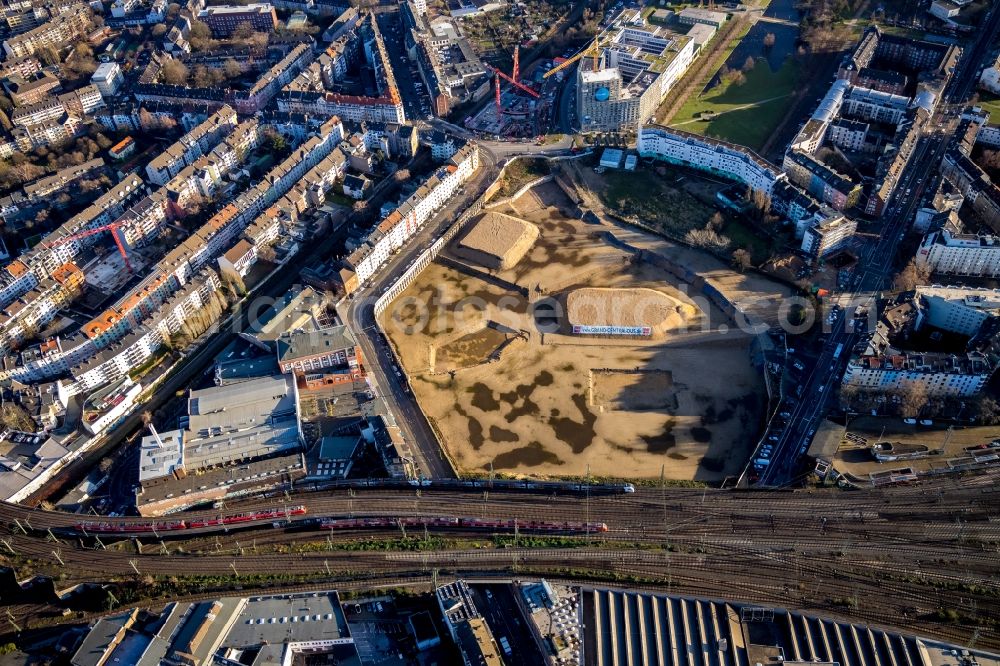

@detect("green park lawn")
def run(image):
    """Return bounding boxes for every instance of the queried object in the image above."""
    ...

[976,92,1000,120]
[670,58,800,151]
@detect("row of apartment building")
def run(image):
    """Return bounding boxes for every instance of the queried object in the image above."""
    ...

[637,124,860,259]
[0,172,146,311]
[842,284,999,397]
[338,143,480,293]
[134,43,314,115]
[51,118,351,398]
[1,2,91,58]
[145,104,239,185]
[277,13,406,124]
[21,117,346,396]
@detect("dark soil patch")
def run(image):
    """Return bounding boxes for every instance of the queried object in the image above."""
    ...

[469,383,500,412]
[489,426,519,443]
[499,381,541,422]
[549,393,597,453]
[491,441,564,468]
[507,397,539,422]
[455,404,485,450]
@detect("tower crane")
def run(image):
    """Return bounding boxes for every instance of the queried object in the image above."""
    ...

[43,220,134,273]
[544,37,611,79]
[485,45,540,117]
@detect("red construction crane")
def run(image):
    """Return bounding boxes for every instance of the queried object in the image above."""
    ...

[485,46,540,116]
[43,220,134,273]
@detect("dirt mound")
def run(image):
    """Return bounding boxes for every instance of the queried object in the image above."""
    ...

[566,287,695,338]
[457,211,539,271]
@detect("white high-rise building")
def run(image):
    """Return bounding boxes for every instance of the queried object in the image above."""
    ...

[574,9,694,133]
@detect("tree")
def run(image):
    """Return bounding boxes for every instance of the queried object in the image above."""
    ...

[73,41,94,59]
[222,58,242,80]
[393,168,411,182]
[893,258,930,292]
[257,245,277,263]
[36,45,60,66]
[189,19,212,41]
[152,23,168,37]
[0,403,35,432]
[748,187,771,219]
[684,227,730,251]
[708,211,724,231]
[160,58,190,85]
[249,32,269,49]
[899,383,928,418]
[192,65,213,88]
[763,32,776,48]
[742,56,756,72]
[732,248,752,272]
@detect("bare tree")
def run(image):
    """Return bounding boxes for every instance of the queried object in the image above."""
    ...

[0,403,34,431]
[732,248,752,272]
[160,58,190,86]
[899,383,929,418]
[893,258,930,292]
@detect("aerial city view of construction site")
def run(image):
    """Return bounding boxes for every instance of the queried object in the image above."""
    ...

[0,0,998,660]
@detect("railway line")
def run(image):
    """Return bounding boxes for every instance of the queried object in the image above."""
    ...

[0,474,997,648]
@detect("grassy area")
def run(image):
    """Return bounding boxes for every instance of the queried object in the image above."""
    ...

[721,218,775,264]
[324,189,358,208]
[601,169,716,236]
[497,158,551,198]
[670,58,801,151]
[975,92,1000,119]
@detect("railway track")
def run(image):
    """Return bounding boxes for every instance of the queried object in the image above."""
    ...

[0,473,997,648]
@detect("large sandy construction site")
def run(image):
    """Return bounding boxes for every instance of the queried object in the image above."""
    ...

[380,180,794,481]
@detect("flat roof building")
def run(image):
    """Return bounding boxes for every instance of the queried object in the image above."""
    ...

[137,374,301,486]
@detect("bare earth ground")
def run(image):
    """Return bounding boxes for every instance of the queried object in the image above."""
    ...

[379,181,792,481]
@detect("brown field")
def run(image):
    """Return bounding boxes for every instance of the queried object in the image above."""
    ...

[379,181,792,481]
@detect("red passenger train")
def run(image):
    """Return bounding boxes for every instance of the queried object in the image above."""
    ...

[74,506,308,535]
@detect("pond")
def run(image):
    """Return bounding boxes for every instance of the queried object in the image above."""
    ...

[704,0,803,91]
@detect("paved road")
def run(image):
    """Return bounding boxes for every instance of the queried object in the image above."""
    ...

[755,7,1000,486]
